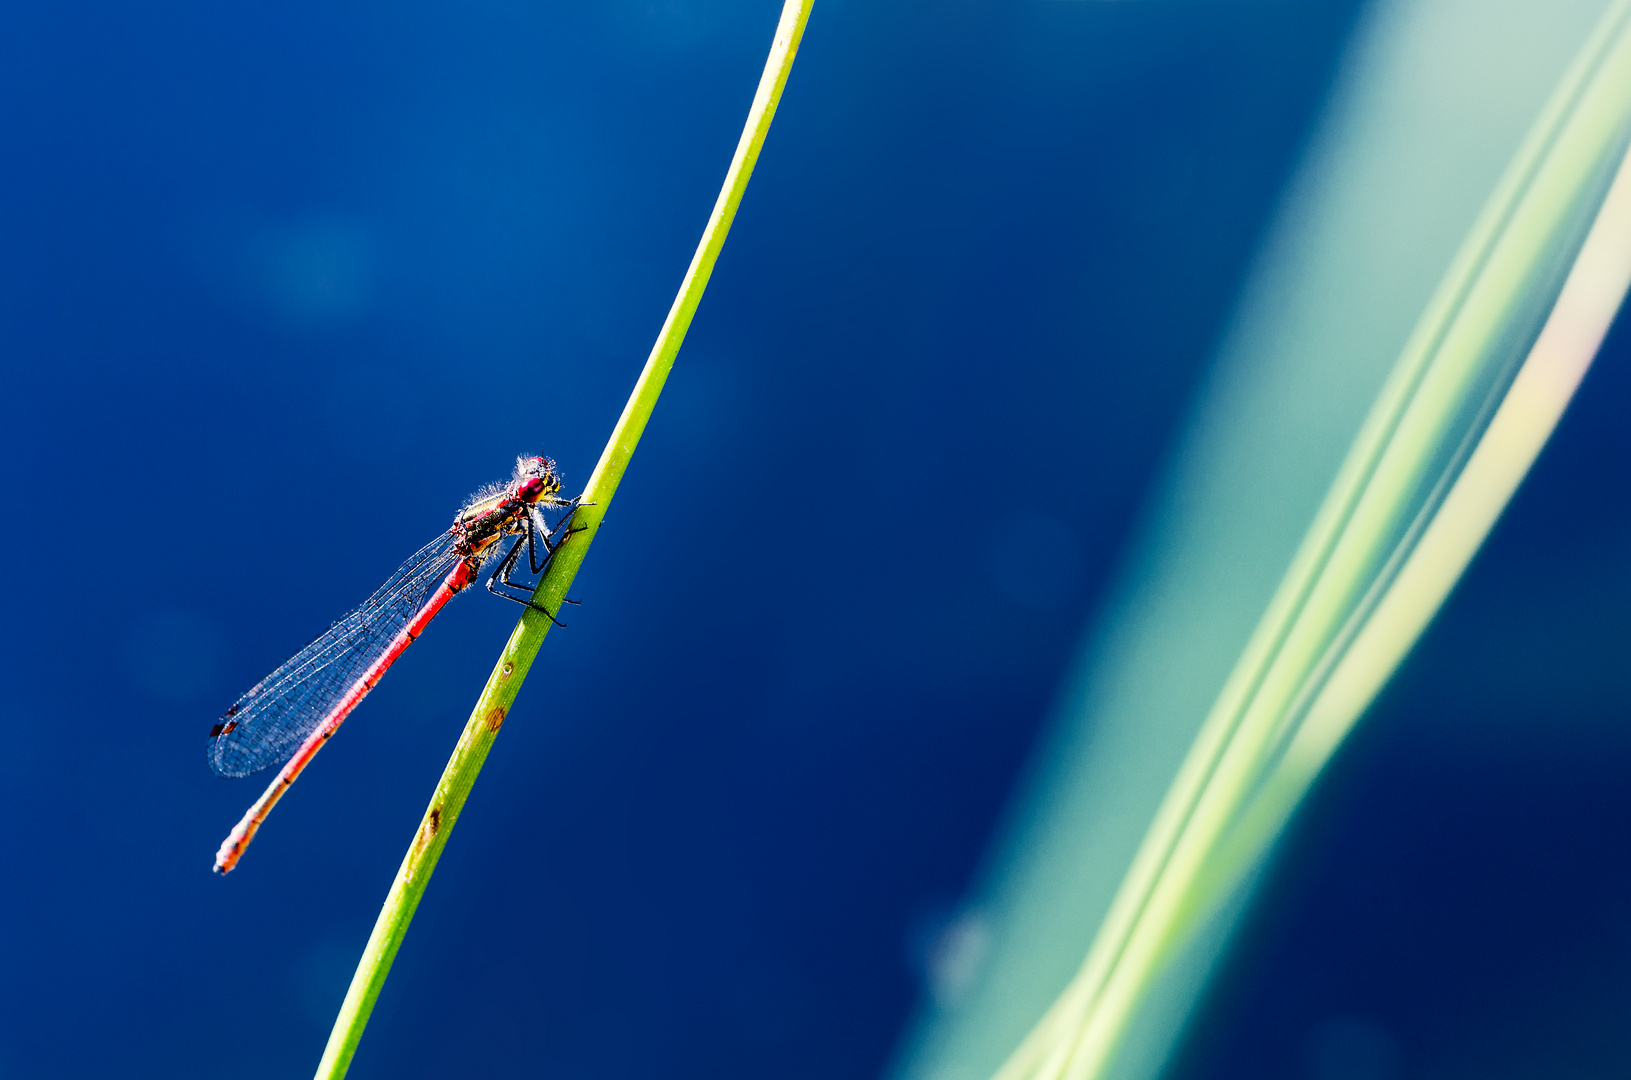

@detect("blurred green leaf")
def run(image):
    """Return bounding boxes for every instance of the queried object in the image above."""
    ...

[895,3,1631,1079]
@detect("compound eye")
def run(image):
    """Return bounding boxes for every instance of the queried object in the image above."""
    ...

[519,476,547,503]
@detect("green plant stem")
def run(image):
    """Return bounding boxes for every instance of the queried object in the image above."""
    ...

[312,4,811,1076]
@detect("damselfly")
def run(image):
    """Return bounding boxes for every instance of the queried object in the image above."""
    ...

[208,454,581,875]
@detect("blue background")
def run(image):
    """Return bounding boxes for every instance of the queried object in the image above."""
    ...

[2,0,1627,1077]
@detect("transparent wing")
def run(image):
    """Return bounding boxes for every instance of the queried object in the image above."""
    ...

[207,530,465,778]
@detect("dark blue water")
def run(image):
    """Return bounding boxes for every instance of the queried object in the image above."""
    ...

[20,1,1628,1078]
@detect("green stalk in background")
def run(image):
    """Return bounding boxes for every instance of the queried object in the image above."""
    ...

[989,4,1631,1080]
[311,3,812,1076]
[890,4,1631,1080]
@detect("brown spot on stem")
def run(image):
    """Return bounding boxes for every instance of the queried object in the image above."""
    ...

[486,705,506,733]
[413,806,443,857]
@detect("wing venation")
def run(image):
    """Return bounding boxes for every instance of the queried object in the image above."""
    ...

[207,531,464,778]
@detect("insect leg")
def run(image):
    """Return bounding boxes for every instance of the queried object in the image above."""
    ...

[525,507,587,608]
[532,500,590,559]
[526,508,551,573]
[485,537,568,627]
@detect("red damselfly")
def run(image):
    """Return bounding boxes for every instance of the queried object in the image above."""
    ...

[208,454,581,875]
